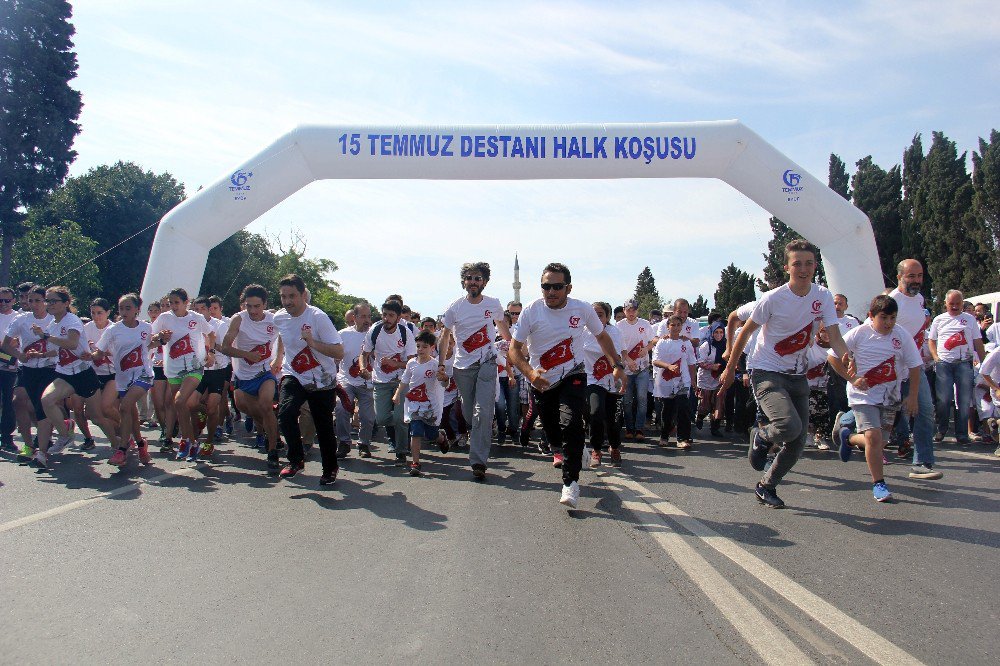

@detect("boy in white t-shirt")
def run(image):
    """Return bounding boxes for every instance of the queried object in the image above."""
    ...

[828,295,923,502]
[652,315,698,449]
[393,330,447,476]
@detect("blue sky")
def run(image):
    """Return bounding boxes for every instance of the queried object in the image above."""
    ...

[67,1,999,316]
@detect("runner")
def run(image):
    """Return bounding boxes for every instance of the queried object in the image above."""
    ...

[616,298,654,442]
[0,286,19,450]
[273,274,344,484]
[720,240,850,509]
[393,330,446,476]
[508,262,626,507]
[437,262,512,480]
[335,300,376,459]
[583,301,626,467]
[220,284,282,473]
[189,296,229,458]
[94,293,155,467]
[828,295,922,502]
[652,315,698,449]
[208,295,235,440]
[84,297,117,450]
[503,301,523,441]
[151,287,216,462]
[361,299,416,465]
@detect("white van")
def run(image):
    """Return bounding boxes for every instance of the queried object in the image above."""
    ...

[965,291,1000,319]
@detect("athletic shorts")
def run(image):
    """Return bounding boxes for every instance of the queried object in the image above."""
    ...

[852,403,898,434]
[116,367,154,397]
[167,369,203,386]
[17,365,56,421]
[196,368,228,395]
[153,365,166,381]
[408,419,439,441]
[234,371,276,397]
[59,367,101,400]
[96,372,116,389]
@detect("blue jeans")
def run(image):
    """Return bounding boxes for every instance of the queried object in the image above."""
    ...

[934,360,973,441]
[893,370,936,465]
[622,368,649,432]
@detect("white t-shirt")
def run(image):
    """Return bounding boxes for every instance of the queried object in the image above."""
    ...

[0,310,17,372]
[512,297,604,387]
[735,301,760,370]
[805,345,830,389]
[231,311,277,381]
[655,317,701,349]
[651,337,697,398]
[616,317,654,374]
[889,288,929,349]
[748,283,838,374]
[442,295,504,370]
[978,348,1000,387]
[440,356,459,407]
[833,323,922,406]
[5,311,54,368]
[84,320,115,376]
[96,320,154,392]
[152,311,213,378]
[494,338,509,378]
[337,326,372,388]
[837,315,859,334]
[696,340,723,391]
[48,313,92,376]
[928,312,980,363]
[274,305,342,388]
[362,322,417,383]
[399,357,444,425]
[210,316,232,371]
[584,324,622,391]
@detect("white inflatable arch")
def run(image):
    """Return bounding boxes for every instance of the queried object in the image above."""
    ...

[140,121,882,310]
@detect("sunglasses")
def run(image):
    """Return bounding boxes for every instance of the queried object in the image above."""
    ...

[505,310,522,316]
[540,283,567,291]
[463,275,485,282]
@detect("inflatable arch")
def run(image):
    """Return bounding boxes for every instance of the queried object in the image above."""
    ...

[140,121,882,310]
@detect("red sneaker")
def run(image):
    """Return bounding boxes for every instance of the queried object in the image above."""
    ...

[552,453,564,468]
[609,448,622,467]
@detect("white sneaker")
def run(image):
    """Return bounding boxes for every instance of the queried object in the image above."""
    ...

[48,436,72,455]
[559,481,580,509]
[31,449,48,468]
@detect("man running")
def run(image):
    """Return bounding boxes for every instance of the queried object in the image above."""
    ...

[336,301,376,459]
[616,298,653,441]
[437,262,512,480]
[361,300,416,465]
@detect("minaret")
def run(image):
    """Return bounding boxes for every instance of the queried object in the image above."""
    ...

[513,253,521,303]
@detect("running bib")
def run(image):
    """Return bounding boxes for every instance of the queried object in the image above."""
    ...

[170,335,194,359]
[462,325,490,353]
[291,347,320,374]
[121,345,144,371]
[406,384,429,402]
[773,322,813,357]
[540,338,574,370]
[944,331,967,351]
[593,355,613,381]
[864,357,897,387]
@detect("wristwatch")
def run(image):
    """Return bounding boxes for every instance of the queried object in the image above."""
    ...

[614,361,625,370]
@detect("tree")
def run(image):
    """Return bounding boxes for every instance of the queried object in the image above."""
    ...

[899,134,927,290]
[0,0,83,284]
[28,161,185,299]
[851,156,903,287]
[632,266,662,318]
[757,217,827,291]
[828,154,850,200]
[199,230,278,313]
[714,263,756,316]
[690,294,710,318]
[972,129,1000,249]
[10,219,99,304]
[914,131,999,307]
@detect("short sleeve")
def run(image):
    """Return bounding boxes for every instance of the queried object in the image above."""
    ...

[400,361,414,384]
[512,309,531,343]
[928,316,940,340]
[899,330,923,369]
[819,290,838,326]
[581,303,604,335]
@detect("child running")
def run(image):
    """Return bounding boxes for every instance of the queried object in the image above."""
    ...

[651,315,698,450]
[394,330,446,476]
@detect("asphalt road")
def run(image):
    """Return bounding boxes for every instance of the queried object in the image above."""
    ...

[1,422,997,665]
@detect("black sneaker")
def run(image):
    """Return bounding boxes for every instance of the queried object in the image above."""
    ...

[394,454,407,467]
[79,437,96,451]
[266,450,281,474]
[438,437,449,454]
[336,441,351,458]
[409,462,422,477]
[358,443,372,458]
[471,463,486,481]
[319,469,338,485]
[537,441,551,455]
[755,482,785,509]
[748,427,771,472]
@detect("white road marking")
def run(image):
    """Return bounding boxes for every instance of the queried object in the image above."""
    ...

[949,449,999,462]
[0,467,199,534]
[599,472,924,666]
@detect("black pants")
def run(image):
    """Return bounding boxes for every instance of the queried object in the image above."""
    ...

[660,395,692,442]
[0,370,16,437]
[826,368,849,415]
[587,385,621,452]
[533,373,587,485]
[278,376,337,474]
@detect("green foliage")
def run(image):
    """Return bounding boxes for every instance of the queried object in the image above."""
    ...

[27,161,185,299]
[828,154,850,200]
[199,230,278,313]
[851,156,903,287]
[0,0,83,282]
[632,266,662,319]
[900,134,926,282]
[715,263,756,315]
[10,219,99,304]
[757,217,826,291]
[972,129,1000,248]
[690,294,710,318]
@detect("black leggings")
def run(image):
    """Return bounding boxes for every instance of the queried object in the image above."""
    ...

[587,385,621,452]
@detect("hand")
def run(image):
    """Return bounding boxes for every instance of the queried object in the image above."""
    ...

[529,368,550,391]
[719,367,735,391]
[158,329,172,342]
[205,351,216,369]
[612,366,626,391]
[721,349,730,362]
[742,375,751,388]
[25,350,42,360]
[245,349,263,364]
[301,328,314,346]
[359,367,372,380]
[664,362,679,373]
[31,324,43,337]
[852,376,870,391]
[436,366,448,382]
[845,354,857,379]
[80,351,94,362]
[626,357,638,373]
[392,394,402,405]
[905,396,919,417]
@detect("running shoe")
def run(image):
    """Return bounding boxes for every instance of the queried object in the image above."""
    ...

[590,450,602,468]
[30,449,47,469]
[908,464,943,480]
[677,440,692,451]
[873,481,892,502]
[336,440,351,459]
[48,435,72,455]
[1,433,15,451]
[437,435,449,454]
[994,445,1000,457]
[266,450,281,474]
[200,442,214,458]
[255,432,266,451]
[882,453,889,465]
[79,437,96,451]
[537,440,551,455]
[838,427,853,462]
[956,437,972,447]
[552,452,564,468]
[319,469,338,485]
[471,463,486,481]
[244,416,254,433]
[830,411,845,445]
[623,431,634,441]
[279,461,304,478]
[748,427,771,471]
[456,434,468,449]
[932,432,945,443]
[559,481,580,509]
[754,482,784,508]
[657,437,670,448]
[633,431,646,442]
[17,443,33,459]
[64,418,76,438]
[159,441,174,455]
[896,439,913,458]
[394,453,407,467]
[214,426,224,442]
[137,440,152,465]
[175,439,190,461]
[409,462,422,477]
[224,416,233,436]
[609,448,622,467]
[108,448,127,467]
[695,416,705,430]
[358,443,372,458]
[186,442,201,462]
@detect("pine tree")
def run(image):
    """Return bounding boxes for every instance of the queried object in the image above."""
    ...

[899,134,928,294]
[715,264,756,315]
[915,131,999,307]
[851,156,904,287]
[972,129,1000,249]
[829,154,850,200]
[0,0,82,283]
[690,295,710,318]
[633,266,662,318]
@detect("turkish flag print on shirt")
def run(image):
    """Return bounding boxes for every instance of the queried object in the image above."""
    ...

[291,347,320,374]
[864,357,897,387]
[944,331,967,351]
[170,335,194,359]
[462,325,490,353]
[627,341,644,360]
[58,347,79,367]
[406,384,429,402]
[540,338,574,370]
[120,345,144,371]
[593,356,613,381]
[661,359,682,380]
[773,322,813,357]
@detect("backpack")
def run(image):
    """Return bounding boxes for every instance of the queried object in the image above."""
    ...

[370,321,407,348]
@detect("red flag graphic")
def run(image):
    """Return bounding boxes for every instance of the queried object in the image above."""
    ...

[348,358,361,378]
[773,322,813,357]
[406,384,429,402]
[25,338,46,355]
[913,330,925,349]
[593,356,613,380]
[944,330,967,351]
[462,325,490,353]
[58,347,79,367]
[661,359,682,380]
[627,341,644,360]
[806,362,826,380]
[169,334,194,359]
[539,338,574,370]
[291,347,320,374]
[120,345,144,371]
[864,356,897,387]
[251,340,272,361]
[379,353,402,374]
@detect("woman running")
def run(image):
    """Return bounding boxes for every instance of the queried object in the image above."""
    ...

[83,297,118,450]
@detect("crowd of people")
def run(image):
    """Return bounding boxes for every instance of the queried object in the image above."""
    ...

[3,245,997,509]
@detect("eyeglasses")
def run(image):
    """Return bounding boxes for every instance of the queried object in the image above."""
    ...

[506,310,522,316]
[540,283,567,291]
[463,275,485,282]
[44,298,66,304]
[0,299,11,304]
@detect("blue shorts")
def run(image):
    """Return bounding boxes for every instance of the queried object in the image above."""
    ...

[408,419,439,441]
[235,371,276,397]
[118,377,153,398]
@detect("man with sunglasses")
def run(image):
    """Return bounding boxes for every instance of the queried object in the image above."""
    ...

[503,301,523,441]
[0,287,18,450]
[508,262,627,509]
[438,262,512,480]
